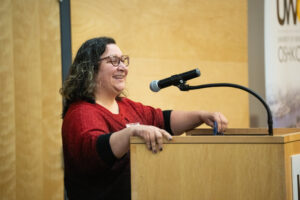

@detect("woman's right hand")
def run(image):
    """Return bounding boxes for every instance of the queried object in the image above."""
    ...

[130,125,172,154]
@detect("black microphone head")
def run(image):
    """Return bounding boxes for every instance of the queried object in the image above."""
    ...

[181,68,200,79]
[150,80,160,92]
[150,68,201,92]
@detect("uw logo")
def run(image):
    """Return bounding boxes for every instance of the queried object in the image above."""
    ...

[277,0,300,25]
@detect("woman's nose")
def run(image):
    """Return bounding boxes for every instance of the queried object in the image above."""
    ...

[117,62,127,70]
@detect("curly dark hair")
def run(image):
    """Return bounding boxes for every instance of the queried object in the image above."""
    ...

[60,37,116,118]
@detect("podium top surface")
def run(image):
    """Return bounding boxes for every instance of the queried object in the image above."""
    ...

[130,128,300,144]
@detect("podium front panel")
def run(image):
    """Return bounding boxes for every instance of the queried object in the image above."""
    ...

[130,130,300,200]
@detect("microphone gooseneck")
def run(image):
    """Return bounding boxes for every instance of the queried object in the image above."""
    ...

[179,83,273,136]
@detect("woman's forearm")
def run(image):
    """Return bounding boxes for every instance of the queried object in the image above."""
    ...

[170,110,228,135]
[170,110,204,135]
[109,128,133,159]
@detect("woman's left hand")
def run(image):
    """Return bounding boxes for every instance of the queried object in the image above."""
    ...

[199,111,228,133]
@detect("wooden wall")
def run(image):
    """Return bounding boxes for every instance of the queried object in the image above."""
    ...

[0,0,63,199]
[71,0,249,128]
[0,0,248,199]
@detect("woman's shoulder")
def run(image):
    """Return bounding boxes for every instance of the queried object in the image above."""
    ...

[69,100,96,110]
[66,101,100,118]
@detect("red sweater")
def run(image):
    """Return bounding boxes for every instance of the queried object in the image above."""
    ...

[62,98,166,200]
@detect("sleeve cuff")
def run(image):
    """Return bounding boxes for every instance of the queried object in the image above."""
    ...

[96,133,117,166]
[163,110,173,135]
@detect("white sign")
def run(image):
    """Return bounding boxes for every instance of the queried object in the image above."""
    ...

[264,0,300,127]
[291,154,300,200]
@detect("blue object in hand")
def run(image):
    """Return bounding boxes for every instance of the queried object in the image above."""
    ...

[213,121,218,135]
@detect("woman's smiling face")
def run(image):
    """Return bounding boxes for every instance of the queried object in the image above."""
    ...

[95,44,129,97]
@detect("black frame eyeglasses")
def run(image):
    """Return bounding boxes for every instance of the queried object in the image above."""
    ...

[99,55,130,67]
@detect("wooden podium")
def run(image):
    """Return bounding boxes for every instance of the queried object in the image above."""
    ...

[130,128,300,200]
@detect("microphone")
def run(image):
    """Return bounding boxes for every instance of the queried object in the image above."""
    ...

[150,68,201,92]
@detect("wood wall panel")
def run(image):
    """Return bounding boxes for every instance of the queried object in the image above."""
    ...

[0,0,16,199]
[13,1,43,199]
[71,0,249,128]
[39,0,63,199]
[0,0,63,199]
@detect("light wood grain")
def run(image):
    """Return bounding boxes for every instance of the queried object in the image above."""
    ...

[131,131,300,200]
[71,0,249,128]
[0,0,63,199]
[131,135,285,144]
[187,128,270,135]
[132,128,300,144]
[39,0,63,199]
[187,128,300,135]
[13,0,44,199]
[0,0,16,199]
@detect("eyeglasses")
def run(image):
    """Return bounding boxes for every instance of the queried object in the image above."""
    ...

[99,55,130,67]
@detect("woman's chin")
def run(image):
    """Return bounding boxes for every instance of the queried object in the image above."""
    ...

[113,86,125,94]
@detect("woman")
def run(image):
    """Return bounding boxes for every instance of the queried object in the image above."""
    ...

[60,37,228,200]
